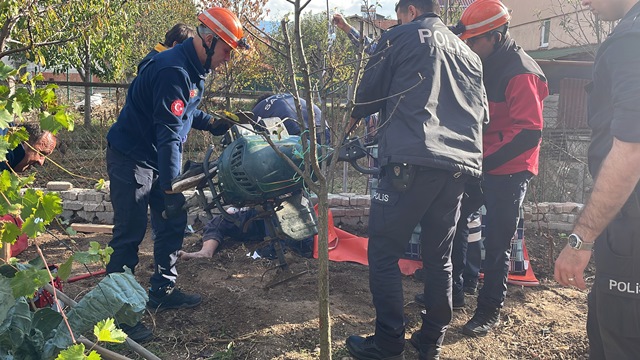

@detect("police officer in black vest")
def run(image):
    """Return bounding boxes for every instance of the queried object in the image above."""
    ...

[555,0,640,358]
[344,0,488,359]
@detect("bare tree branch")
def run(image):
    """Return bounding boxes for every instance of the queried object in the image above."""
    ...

[243,26,288,58]
[300,0,312,12]
[243,16,286,47]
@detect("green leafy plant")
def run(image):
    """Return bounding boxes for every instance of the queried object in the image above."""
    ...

[0,63,147,359]
[56,344,101,360]
[0,270,146,359]
[53,318,129,359]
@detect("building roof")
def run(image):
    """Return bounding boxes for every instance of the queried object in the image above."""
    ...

[535,59,593,94]
[346,15,397,31]
[375,19,399,30]
[527,45,598,61]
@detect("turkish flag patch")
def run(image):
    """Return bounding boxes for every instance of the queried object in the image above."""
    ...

[170,99,184,117]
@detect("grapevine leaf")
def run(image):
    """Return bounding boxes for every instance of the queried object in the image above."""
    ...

[57,257,74,281]
[55,343,86,360]
[0,221,23,245]
[34,192,63,223]
[21,215,46,239]
[94,318,127,343]
[10,267,50,298]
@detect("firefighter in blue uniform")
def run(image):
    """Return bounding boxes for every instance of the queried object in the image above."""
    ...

[105,7,247,342]
[555,0,640,358]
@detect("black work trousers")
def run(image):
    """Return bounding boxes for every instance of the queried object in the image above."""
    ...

[368,165,467,352]
[105,146,187,292]
[588,194,640,359]
[476,171,530,310]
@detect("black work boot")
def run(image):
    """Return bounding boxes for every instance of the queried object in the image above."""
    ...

[462,306,500,337]
[120,321,153,343]
[345,335,405,360]
[414,292,465,310]
[409,331,441,360]
[147,287,202,313]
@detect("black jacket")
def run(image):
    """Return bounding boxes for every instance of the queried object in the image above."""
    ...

[481,35,547,175]
[351,13,487,178]
[587,2,640,179]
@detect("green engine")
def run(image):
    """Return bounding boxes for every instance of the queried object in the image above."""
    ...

[217,134,309,206]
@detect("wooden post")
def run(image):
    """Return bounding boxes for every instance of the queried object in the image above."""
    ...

[2,244,10,262]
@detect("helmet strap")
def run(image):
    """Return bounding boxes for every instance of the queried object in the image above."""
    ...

[494,23,509,48]
[197,26,218,72]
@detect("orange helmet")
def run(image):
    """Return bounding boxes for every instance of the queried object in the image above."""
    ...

[198,7,248,49]
[457,0,511,40]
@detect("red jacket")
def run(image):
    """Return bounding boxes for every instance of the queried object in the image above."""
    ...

[482,36,549,176]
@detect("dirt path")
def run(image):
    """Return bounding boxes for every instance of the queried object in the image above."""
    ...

[27,227,592,359]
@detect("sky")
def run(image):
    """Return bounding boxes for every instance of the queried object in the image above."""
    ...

[264,0,398,21]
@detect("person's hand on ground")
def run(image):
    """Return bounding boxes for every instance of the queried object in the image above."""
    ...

[178,239,219,260]
[178,249,213,260]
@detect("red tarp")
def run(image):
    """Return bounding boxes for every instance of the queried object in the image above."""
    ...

[312,208,538,285]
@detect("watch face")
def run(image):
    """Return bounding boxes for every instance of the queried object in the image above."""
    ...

[568,234,579,248]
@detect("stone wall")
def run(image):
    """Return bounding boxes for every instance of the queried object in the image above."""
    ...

[49,184,581,233]
[522,202,583,232]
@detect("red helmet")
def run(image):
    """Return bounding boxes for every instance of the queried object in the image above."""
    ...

[198,7,248,49]
[457,0,511,40]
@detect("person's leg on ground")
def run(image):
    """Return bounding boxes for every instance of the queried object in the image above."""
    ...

[411,171,465,359]
[457,182,484,296]
[429,181,483,307]
[450,217,468,309]
[587,288,605,359]
[147,181,201,312]
[347,167,450,360]
[105,146,152,275]
[463,171,530,337]
[464,212,483,294]
[179,239,220,259]
[105,146,154,342]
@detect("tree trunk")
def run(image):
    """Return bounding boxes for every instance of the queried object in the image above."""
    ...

[443,0,450,24]
[316,186,332,360]
[84,38,92,127]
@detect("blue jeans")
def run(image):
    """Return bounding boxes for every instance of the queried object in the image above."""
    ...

[476,171,531,310]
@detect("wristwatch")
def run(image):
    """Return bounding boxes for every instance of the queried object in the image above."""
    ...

[568,233,594,251]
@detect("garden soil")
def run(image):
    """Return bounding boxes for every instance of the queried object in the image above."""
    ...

[26,226,592,359]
